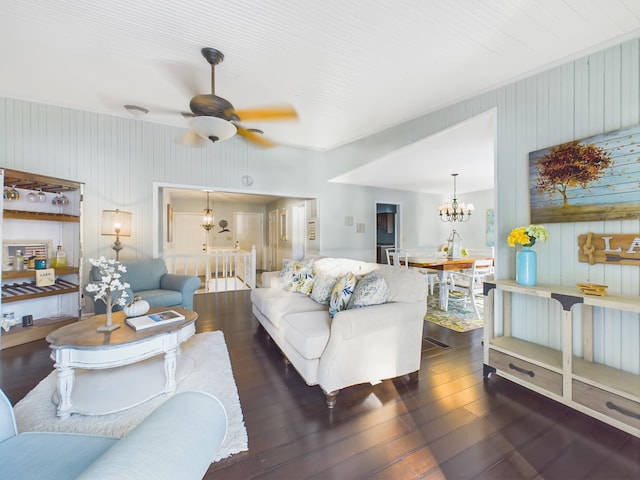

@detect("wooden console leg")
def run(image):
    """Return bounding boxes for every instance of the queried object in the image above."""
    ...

[323,390,339,409]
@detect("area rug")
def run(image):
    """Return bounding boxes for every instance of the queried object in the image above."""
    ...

[13,331,248,463]
[425,286,484,332]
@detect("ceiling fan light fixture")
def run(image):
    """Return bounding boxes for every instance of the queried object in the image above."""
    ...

[124,104,149,117]
[190,116,237,143]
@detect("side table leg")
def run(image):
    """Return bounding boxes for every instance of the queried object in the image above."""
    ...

[164,348,178,394]
[56,366,75,419]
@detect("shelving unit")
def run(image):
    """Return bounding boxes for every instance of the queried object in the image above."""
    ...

[483,280,640,437]
[1,168,83,349]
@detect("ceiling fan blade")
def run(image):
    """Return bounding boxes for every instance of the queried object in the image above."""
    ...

[180,130,206,147]
[236,125,277,148]
[231,105,298,122]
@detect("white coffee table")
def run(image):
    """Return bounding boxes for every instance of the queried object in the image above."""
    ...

[46,307,197,419]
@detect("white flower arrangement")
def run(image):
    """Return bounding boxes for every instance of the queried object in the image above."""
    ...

[85,256,130,310]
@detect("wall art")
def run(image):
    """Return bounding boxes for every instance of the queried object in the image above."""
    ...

[529,124,640,224]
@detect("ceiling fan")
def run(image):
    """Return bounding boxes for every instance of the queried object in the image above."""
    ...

[181,47,298,148]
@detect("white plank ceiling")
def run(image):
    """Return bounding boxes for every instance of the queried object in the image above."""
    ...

[2,0,640,194]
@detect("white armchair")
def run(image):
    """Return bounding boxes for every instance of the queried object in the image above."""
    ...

[443,258,494,318]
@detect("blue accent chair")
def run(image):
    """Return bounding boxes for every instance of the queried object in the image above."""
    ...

[86,258,201,314]
[0,388,228,480]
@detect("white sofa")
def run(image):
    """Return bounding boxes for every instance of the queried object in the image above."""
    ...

[250,257,427,407]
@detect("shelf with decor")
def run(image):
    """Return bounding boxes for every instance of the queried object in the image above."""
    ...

[483,279,640,437]
[1,167,84,350]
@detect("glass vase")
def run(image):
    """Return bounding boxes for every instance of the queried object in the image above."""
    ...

[516,246,537,286]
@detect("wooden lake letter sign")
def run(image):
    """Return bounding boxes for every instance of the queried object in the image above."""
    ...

[578,233,640,265]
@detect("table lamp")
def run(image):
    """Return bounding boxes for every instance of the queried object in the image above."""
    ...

[102,209,132,260]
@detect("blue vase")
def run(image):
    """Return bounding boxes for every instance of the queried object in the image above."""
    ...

[516,246,537,286]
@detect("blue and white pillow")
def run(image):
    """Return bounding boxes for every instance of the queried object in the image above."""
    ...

[348,273,388,308]
[279,258,296,289]
[288,263,315,295]
[310,272,338,305]
[328,272,357,318]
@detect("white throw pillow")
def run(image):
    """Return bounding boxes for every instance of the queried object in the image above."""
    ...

[328,272,357,318]
[348,272,388,308]
[310,272,338,305]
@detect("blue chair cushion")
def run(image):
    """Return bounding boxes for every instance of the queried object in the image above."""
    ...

[137,289,183,308]
[122,258,167,292]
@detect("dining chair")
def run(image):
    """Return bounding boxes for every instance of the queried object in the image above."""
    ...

[391,249,409,268]
[442,258,494,318]
[385,247,408,268]
[416,268,438,295]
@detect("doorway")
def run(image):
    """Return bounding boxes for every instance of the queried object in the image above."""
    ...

[376,203,399,264]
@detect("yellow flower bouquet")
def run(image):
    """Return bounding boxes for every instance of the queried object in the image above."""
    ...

[507,225,548,248]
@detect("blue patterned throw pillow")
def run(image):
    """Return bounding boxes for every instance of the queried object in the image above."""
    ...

[348,273,388,308]
[288,263,315,295]
[328,272,357,318]
[310,272,338,305]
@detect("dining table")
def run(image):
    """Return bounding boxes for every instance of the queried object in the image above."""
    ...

[403,255,493,310]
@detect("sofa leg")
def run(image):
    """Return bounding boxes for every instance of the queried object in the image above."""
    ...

[408,370,420,383]
[282,354,291,365]
[323,390,339,409]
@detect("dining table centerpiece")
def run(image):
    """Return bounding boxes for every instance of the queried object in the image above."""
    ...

[507,224,549,286]
[85,256,130,332]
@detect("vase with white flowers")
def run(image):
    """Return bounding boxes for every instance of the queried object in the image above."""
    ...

[85,256,130,332]
[507,224,549,286]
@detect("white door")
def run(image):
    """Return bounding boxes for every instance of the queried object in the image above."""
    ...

[174,213,208,253]
[234,212,264,269]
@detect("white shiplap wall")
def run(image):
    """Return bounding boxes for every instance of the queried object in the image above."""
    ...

[1,38,639,372]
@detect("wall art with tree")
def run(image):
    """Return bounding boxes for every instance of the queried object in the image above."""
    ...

[529,124,640,224]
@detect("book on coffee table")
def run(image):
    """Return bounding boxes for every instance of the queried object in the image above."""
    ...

[125,309,185,331]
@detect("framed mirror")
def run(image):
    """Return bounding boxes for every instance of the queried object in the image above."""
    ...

[279,208,287,241]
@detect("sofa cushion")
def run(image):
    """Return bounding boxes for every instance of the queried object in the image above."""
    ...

[310,272,338,305]
[313,257,378,277]
[251,288,325,328]
[348,273,388,308]
[283,310,331,360]
[329,272,357,318]
[136,289,183,308]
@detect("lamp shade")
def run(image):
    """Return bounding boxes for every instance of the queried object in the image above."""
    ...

[101,209,132,237]
[190,116,237,142]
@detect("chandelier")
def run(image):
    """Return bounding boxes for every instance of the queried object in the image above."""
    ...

[201,191,215,231]
[438,173,474,222]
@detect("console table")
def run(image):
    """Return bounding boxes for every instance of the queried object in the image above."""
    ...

[46,307,197,418]
[483,280,640,437]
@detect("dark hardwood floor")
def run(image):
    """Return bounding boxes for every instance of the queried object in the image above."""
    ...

[1,290,639,479]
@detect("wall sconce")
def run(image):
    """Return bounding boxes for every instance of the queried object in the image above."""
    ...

[101,209,132,260]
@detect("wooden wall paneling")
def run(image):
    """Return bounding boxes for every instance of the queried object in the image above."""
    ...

[620,41,640,126]
[603,45,622,131]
